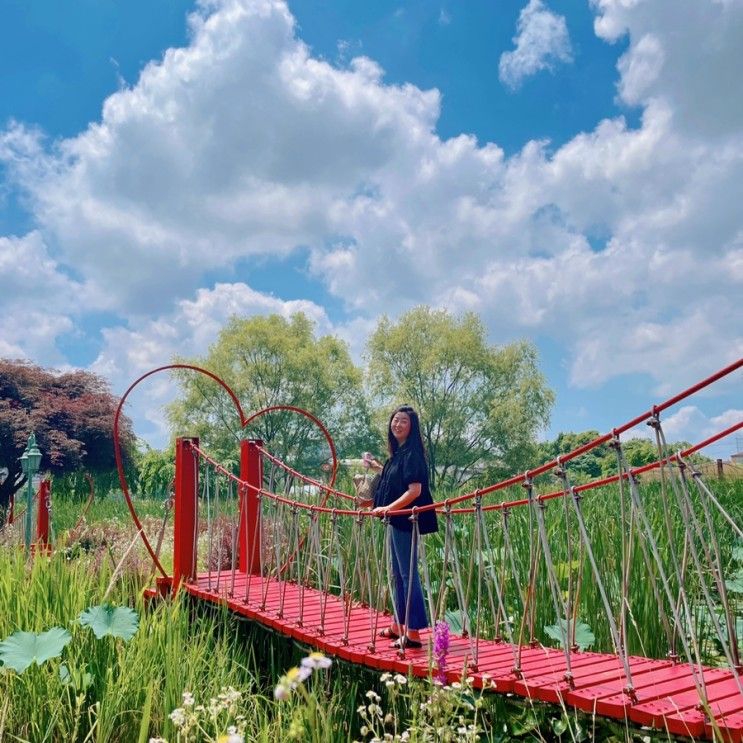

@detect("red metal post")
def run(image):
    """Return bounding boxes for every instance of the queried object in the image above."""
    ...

[7,491,14,525]
[35,479,51,552]
[239,439,263,575]
[173,437,199,589]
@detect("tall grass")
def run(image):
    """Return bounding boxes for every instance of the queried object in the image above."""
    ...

[0,545,353,742]
[4,475,735,740]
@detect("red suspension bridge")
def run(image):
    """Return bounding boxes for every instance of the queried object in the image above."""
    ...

[116,359,743,741]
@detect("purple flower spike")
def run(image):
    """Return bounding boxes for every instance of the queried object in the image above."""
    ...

[433,620,450,683]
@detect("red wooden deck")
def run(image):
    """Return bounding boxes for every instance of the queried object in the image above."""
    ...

[172,571,743,741]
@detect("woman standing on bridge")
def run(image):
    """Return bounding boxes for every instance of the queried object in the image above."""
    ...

[364,405,438,649]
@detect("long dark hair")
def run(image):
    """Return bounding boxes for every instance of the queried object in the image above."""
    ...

[387,404,427,460]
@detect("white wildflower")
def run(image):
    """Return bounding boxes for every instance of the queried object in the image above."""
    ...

[182,691,194,707]
[301,651,332,669]
[168,708,186,727]
[273,682,291,701]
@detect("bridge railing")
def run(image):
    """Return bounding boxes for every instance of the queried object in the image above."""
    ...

[174,422,742,690]
[169,360,743,706]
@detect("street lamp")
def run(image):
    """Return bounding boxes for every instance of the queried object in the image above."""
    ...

[20,433,42,554]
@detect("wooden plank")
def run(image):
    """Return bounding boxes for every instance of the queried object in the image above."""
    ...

[178,574,743,741]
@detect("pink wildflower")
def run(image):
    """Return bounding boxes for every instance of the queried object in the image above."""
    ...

[433,620,450,684]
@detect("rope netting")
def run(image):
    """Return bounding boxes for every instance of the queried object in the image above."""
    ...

[168,358,743,704]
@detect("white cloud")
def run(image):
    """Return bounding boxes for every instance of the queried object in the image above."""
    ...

[593,0,743,137]
[0,232,85,363]
[0,0,441,313]
[0,0,740,428]
[624,406,743,454]
[499,0,573,90]
[91,281,332,385]
[89,281,334,444]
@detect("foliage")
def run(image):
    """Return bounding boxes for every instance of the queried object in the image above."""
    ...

[0,358,136,511]
[355,672,484,742]
[724,543,743,594]
[136,443,176,498]
[168,313,377,484]
[544,618,595,650]
[2,478,741,741]
[366,306,554,489]
[0,548,262,741]
[78,604,140,641]
[534,430,609,481]
[0,603,138,675]
[156,686,247,742]
[0,627,72,673]
[535,430,709,483]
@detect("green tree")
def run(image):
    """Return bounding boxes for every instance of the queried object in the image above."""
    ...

[168,313,375,485]
[135,444,175,499]
[367,307,554,489]
[0,359,135,513]
[536,430,609,483]
[536,431,708,483]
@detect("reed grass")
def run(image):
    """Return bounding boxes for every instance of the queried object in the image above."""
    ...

[2,471,739,741]
[0,545,352,742]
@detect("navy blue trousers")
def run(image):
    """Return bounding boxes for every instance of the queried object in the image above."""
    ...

[390,527,428,631]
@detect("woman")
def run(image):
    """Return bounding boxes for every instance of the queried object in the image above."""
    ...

[365,405,438,649]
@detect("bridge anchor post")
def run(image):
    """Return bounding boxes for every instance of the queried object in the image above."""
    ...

[173,437,199,590]
[34,479,51,554]
[240,439,263,575]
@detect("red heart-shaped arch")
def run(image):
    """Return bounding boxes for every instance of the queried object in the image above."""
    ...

[113,364,338,578]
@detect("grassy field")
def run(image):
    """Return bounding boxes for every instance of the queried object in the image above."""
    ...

[0,475,741,741]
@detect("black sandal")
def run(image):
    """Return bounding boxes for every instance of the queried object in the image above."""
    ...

[391,636,422,649]
[379,627,400,640]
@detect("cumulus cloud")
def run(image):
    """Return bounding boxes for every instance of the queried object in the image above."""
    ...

[0,0,441,314]
[593,0,743,137]
[89,281,334,443]
[0,232,84,363]
[499,0,573,90]
[624,406,743,454]
[0,0,740,435]
[91,281,332,384]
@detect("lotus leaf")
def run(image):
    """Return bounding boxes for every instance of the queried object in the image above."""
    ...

[78,604,139,641]
[0,627,72,673]
[544,618,595,650]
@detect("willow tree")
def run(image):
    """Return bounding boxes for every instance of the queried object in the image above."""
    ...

[168,313,374,484]
[367,307,554,490]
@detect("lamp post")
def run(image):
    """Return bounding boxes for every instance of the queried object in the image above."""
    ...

[20,433,42,554]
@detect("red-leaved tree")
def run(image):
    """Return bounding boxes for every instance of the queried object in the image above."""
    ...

[0,359,135,513]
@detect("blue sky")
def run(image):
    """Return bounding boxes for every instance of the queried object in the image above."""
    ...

[1,0,741,458]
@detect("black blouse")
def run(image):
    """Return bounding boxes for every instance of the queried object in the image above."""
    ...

[374,441,438,534]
